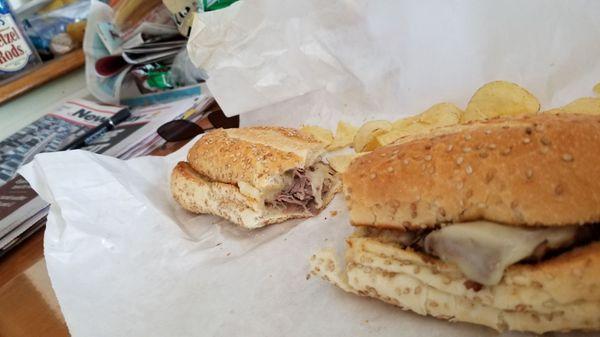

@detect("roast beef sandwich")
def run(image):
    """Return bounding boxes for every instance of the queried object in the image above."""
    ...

[310,113,600,333]
[171,127,341,229]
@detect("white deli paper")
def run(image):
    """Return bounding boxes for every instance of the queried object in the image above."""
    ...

[20,1,600,336]
[188,0,600,124]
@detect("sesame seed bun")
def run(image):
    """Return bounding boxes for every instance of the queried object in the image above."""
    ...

[343,113,600,229]
[310,233,600,333]
[188,127,326,193]
[171,127,340,228]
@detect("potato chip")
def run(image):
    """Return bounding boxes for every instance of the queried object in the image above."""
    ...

[542,108,564,115]
[327,121,359,150]
[327,154,362,173]
[594,83,600,96]
[462,81,540,122]
[377,123,432,146]
[418,102,462,126]
[561,97,600,115]
[391,115,420,130]
[353,120,392,152]
[300,125,334,146]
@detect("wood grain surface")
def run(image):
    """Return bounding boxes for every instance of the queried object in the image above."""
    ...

[0,50,85,105]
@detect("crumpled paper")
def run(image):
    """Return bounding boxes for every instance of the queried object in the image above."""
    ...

[21,0,600,336]
[188,0,600,126]
[21,143,504,337]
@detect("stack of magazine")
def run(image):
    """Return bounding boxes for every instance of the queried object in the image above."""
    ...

[0,91,213,256]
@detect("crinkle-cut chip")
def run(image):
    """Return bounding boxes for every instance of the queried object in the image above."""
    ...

[561,97,600,115]
[300,125,334,146]
[463,81,540,122]
[353,120,392,152]
[327,121,359,150]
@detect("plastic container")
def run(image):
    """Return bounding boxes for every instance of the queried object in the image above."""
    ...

[0,0,41,84]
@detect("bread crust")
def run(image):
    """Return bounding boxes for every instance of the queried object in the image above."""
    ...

[310,235,600,333]
[343,113,600,229]
[187,127,325,193]
[171,162,340,229]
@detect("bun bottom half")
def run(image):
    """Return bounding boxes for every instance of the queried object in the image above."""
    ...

[310,232,600,333]
[171,162,340,229]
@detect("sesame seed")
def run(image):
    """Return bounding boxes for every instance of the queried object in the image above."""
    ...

[456,156,464,165]
[487,143,497,150]
[501,148,511,155]
[465,165,473,175]
[541,137,551,146]
[380,153,387,157]
[484,129,492,135]
[387,167,394,173]
[463,147,472,153]
[438,207,446,216]
[424,154,432,161]
[464,134,472,140]
[562,153,573,162]
[485,171,495,183]
[523,137,531,144]
[369,173,376,179]
[526,169,533,179]
[541,147,549,154]
[447,144,454,152]
[555,184,564,195]
[403,159,409,165]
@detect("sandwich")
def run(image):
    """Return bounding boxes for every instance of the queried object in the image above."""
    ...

[171,126,341,229]
[310,113,600,333]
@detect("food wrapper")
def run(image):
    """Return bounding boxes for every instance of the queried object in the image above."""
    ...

[21,1,600,336]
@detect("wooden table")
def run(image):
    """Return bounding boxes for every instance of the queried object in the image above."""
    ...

[0,50,85,105]
[0,118,214,337]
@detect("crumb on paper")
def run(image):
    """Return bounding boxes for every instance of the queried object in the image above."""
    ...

[330,210,338,217]
[306,273,311,280]
[324,238,328,241]
[226,252,231,256]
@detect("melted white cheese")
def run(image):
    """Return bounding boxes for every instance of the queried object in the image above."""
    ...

[305,162,332,208]
[424,221,577,285]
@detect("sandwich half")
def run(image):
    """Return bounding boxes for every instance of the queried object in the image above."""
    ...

[310,113,600,333]
[171,126,341,229]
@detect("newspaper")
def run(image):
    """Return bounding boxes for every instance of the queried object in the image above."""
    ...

[83,92,213,158]
[0,99,125,184]
[85,1,192,105]
[0,91,214,253]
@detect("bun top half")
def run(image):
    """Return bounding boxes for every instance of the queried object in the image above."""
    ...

[187,126,325,191]
[343,113,600,229]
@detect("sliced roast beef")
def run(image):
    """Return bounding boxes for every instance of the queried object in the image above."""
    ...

[268,165,335,214]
